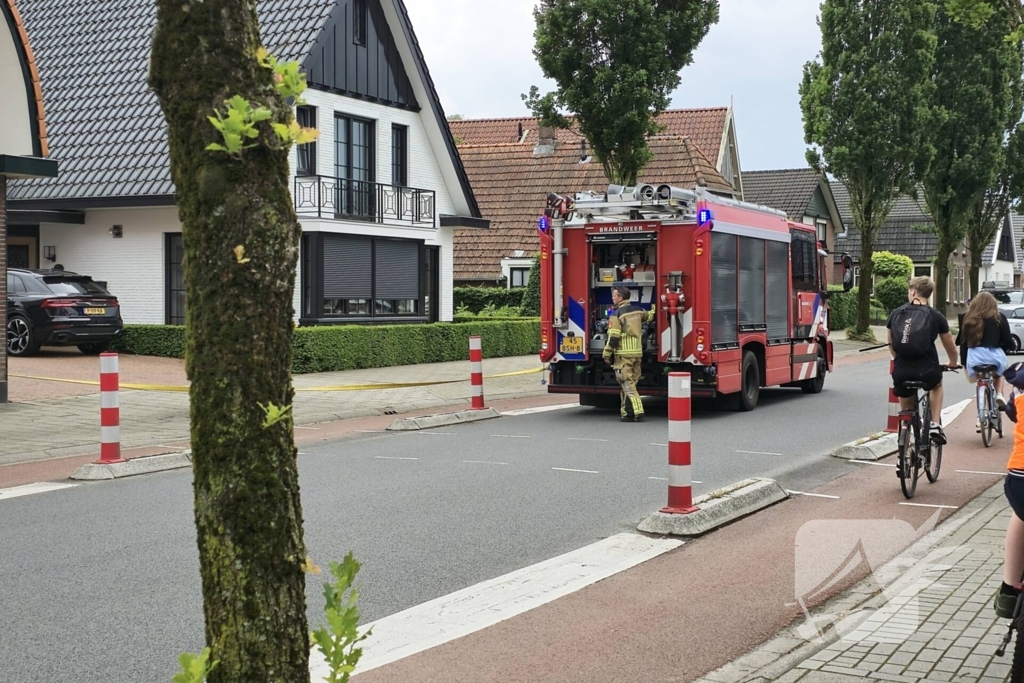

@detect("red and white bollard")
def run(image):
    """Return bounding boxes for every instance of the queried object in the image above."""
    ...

[98,352,125,464]
[469,336,485,410]
[886,359,899,434]
[660,372,699,515]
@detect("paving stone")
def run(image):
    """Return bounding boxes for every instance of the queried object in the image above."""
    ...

[915,649,945,663]
[931,659,960,673]
[906,660,933,674]
[885,652,914,667]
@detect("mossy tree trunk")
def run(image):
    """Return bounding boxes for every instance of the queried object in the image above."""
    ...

[149,2,309,682]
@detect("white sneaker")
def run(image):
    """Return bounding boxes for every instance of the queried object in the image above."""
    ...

[998,393,1008,409]
[977,420,982,433]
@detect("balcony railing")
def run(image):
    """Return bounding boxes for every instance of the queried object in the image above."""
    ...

[294,175,436,227]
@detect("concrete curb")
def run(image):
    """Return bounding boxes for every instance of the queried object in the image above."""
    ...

[830,432,898,461]
[637,478,789,537]
[70,451,193,481]
[386,407,501,431]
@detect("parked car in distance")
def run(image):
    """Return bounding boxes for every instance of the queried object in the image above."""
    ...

[6,268,122,356]
[1006,306,1024,354]
[981,285,1024,312]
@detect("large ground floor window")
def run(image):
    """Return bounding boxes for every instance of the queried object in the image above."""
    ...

[301,233,439,324]
[166,233,185,325]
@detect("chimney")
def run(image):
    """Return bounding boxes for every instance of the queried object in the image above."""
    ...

[534,125,556,156]
[517,121,524,142]
[579,139,588,162]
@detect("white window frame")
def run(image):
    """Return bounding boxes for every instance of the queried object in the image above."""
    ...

[816,219,827,243]
[509,267,530,288]
[500,256,535,290]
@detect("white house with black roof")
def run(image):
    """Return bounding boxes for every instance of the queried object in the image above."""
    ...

[978,213,1020,289]
[4,0,486,326]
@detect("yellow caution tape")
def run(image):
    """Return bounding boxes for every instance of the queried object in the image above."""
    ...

[10,366,546,393]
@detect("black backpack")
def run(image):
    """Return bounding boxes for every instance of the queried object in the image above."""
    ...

[890,304,934,357]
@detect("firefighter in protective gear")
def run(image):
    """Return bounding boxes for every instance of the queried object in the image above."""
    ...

[603,285,655,422]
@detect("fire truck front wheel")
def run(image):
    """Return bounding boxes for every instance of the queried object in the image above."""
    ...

[738,350,760,412]
[801,344,827,395]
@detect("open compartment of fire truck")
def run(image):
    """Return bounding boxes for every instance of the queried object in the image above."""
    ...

[587,236,659,358]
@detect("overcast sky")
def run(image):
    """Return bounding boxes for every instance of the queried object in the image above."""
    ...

[402,0,824,172]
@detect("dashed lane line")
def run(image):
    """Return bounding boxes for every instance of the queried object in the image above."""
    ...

[461,461,509,466]
[955,470,1005,477]
[551,467,600,474]
[309,533,683,677]
[492,435,532,439]
[502,403,580,417]
[0,482,78,501]
[899,502,958,510]
[786,490,840,499]
[738,450,785,456]
[375,456,419,461]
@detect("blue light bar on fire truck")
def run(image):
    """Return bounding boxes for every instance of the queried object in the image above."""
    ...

[698,208,714,226]
[538,215,550,233]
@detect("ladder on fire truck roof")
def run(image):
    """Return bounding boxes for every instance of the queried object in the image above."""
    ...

[555,183,789,223]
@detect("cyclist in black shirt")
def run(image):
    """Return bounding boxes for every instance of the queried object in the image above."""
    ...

[887,276,960,445]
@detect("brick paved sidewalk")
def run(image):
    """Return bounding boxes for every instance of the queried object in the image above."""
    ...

[0,354,547,466]
[696,481,1018,683]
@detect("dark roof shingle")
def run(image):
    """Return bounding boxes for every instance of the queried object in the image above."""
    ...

[8,0,334,203]
[740,168,821,220]
[830,182,938,263]
[454,135,734,281]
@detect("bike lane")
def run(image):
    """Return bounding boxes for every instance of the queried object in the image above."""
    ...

[350,399,1013,683]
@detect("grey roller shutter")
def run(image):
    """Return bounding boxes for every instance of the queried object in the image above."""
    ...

[766,241,790,340]
[711,233,738,345]
[323,234,372,298]
[738,236,765,327]
[374,239,420,299]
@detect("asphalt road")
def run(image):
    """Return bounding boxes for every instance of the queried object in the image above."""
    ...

[0,356,976,682]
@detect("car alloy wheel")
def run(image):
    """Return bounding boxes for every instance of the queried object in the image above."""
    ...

[7,317,31,355]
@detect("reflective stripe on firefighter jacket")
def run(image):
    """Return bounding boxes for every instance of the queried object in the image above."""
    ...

[603,302,653,360]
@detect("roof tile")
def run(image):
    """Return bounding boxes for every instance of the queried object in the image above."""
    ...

[7,0,335,203]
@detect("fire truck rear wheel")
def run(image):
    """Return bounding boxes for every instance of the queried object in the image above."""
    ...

[801,344,827,395]
[739,350,760,412]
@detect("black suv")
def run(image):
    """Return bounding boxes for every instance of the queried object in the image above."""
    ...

[6,268,123,356]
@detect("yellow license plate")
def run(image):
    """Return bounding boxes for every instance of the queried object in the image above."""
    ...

[559,336,584,354]
[85,308,106,315]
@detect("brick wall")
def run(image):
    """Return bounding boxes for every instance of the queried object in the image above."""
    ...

[1,175,7,403]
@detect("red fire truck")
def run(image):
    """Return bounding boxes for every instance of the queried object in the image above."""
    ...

[537,183,835,411]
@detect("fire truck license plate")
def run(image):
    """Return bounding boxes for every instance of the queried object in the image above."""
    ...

[560,336,584,354]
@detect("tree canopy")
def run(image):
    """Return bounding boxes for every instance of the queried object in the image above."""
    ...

[526,0,719,186]
[800,0,937,336]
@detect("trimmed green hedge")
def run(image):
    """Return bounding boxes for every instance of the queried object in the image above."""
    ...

[453,287,524,313]
[110,320,540,374]
[110,325,186,358]
[828,286,888,330]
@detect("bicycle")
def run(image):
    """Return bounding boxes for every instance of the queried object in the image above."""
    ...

[975,364,1005,448]
[895,366,959,499]
[996,567,1024,681]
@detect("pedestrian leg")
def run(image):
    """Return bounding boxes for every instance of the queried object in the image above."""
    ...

[623,357,644,420]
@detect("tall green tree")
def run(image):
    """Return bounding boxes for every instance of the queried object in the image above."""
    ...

[525,0,719,186]
[946,0,1024,38]
[150,1,311,681]
[923,2,1018,313]
[800,0,937,337]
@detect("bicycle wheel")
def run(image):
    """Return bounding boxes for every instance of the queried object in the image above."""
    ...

[1012,623,1024,683]
[926,440,942,483]
[899,425,919,499]
[983,385,995,448]
[999,396,1005,439]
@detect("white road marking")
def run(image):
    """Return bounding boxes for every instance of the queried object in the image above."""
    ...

[941,398,972,426]
[649,443,668,447]
[737,450,785,456]
[502,403,580,417]
[355,430,389,434]
[309,533,683,677]
[899,502,958,510]
[410,431,455,436]
[374,456,419,461]
[955,470,1006,477]
[294,426,321,431]
[492,434,532,439]
[0,482,77,501]
[551,467,600,474]
[567,437,609,442]
[786,490,841,499]
[648,477,668,481]
[850,460,897,467]
[461,460,509,466]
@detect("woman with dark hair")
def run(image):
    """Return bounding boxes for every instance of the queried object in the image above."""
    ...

[956,291,1014,416]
